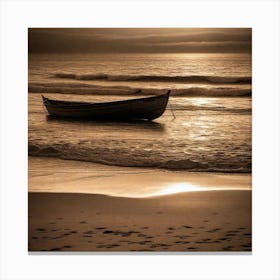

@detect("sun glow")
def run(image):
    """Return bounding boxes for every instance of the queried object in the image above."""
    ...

[158,182,206,196]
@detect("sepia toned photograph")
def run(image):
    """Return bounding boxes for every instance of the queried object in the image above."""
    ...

[28,28,252,252]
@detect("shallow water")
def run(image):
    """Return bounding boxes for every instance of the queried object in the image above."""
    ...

[29,94,251,172]
[28,53,251,172]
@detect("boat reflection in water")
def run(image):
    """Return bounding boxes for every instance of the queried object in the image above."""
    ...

[46,115,166,133]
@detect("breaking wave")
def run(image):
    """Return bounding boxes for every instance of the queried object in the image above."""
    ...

[51,72,252,84]
[28,142,251,173]
[29,83,138,95]
[52,73,252,84]
[29,82,251,97]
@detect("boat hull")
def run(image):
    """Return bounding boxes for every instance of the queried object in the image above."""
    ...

[42,91,170,121]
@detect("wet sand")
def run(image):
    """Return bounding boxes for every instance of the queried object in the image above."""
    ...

[28,190,251,252]
[29,157,251,197]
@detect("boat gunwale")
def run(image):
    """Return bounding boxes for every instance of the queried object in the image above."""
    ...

[42,90,170,108]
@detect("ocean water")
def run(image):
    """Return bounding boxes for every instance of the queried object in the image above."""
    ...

[28,53,252,172]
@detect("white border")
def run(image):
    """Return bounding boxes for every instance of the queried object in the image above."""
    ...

[1,0,280,279]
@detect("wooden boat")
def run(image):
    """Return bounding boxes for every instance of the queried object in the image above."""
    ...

[42,90,170,121]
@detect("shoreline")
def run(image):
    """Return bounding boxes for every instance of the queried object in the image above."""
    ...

[28,156,251,252]
[29,156,251,198]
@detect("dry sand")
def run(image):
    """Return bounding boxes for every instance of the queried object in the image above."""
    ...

[29,190,251,252]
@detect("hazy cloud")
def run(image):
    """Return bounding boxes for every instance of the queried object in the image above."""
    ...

[28,28,251,53]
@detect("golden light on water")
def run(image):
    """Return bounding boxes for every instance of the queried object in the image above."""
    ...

[189,97,212,106]
[158,182,206,195]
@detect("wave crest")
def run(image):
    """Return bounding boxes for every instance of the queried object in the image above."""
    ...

[52,72,252,84]
[28,142,251,173]
[29,82,251,97]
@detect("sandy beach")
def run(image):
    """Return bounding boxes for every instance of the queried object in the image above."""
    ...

[28,157,251,252]
[28,37,252,253]
[29,190,251,252]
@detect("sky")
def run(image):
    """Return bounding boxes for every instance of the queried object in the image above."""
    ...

[28,28,251,53]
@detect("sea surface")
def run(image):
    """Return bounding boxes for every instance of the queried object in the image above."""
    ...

[28,53,252,173]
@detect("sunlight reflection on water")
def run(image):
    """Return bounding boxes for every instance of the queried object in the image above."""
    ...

[157,182,206,195]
